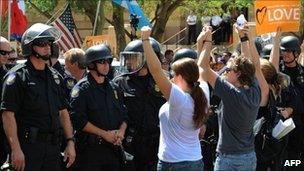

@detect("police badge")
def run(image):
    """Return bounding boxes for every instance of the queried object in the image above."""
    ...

[53,74,60,85]
[6,73,16,85]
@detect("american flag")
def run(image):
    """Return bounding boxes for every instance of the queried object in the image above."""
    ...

[51,4,82,52]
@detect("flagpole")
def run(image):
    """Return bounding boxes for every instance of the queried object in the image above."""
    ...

[92,0,101,36]
[45,3,68,24]
[8,0,11,41]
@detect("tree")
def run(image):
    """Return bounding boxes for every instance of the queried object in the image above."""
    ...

[137,0,253,42]
[26,0,106,35]
[112,1,126,54]
[140,0,186,41]
[72,0,106,35]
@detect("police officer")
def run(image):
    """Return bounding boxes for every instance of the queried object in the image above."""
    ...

[63,48,86,99]
[70,44,127,170]
[280,36,304,171]
[0,36,11,166]
[1,23,76,171]
[113,38,166,171]
[280,36,304,94]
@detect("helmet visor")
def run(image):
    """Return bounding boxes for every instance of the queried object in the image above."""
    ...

[119,52,145,74]
[23,24,61,45]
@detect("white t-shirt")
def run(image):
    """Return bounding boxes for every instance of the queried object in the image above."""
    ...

[158,84,203,162]
[200,81,210,105]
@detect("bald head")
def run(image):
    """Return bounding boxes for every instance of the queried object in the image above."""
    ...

[0,36,12,65]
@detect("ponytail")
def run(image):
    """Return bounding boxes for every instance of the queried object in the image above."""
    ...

[190,82,208,129]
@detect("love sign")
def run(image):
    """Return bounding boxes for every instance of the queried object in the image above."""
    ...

[255,0,301,35]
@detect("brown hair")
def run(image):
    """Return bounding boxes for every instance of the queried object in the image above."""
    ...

[171,58,208,129]
[260,59,284,95]
[228,56,255,86]
[63,48,86,69]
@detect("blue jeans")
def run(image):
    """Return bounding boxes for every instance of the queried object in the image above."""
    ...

[214,151,257,171]
[157,159,204,171]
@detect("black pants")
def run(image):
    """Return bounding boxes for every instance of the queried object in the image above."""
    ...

[124,136,159,171]
[74,144,121,171]
[0,134,8,166]
[19,140,62,171]
[0,123,8,166]
[187,25,196,45]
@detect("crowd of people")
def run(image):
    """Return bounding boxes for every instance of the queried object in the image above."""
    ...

[0,20,303,171]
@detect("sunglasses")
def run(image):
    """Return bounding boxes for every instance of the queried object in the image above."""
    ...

[33,40,52,47]
[95,59,111,64]
[0,50,12,56]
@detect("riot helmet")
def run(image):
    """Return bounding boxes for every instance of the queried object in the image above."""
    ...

[120,38,163,74]
[172,48,197,63]
[261,44,273,59]
[280,36,301,53]
[85,43,113,66]
[21,23,61,60]
[85,43,113,77]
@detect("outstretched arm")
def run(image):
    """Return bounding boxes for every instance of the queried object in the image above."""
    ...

[141,26,172,101]
[236,24,269,106]
[197,26,218,88]
[269,27,282,72]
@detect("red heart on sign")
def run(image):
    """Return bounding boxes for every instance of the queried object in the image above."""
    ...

[256,6,267,25]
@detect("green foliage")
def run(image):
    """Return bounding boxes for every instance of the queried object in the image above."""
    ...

[137,0,158,20]
[181,0,252,16]
[26,0,58,12]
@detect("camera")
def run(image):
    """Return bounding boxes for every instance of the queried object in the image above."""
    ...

[130,14,139,30]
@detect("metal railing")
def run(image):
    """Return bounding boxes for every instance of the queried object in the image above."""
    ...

[161,27,187,50]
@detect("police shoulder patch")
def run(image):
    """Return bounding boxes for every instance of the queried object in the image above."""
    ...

[71,86,80,98]
[5,73,17,85]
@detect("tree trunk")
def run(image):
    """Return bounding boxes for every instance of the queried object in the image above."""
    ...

[75,0,103,35]
[151,0,184,42]
[112,2,126,56]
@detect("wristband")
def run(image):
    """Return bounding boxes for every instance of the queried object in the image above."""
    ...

[240,36,249,42]
[66,137,75,143]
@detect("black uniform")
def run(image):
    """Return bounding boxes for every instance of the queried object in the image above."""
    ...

[70,73,127,171]
[0,65,8,166]
[114,73,166,171]
[1,60,67,171]
[281,64,304,170]
[52,60,65,77]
